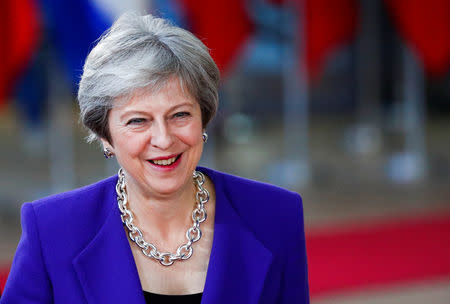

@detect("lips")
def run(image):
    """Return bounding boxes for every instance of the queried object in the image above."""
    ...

[148,153,182,166]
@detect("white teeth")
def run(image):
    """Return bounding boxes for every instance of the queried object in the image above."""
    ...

[152,156,177,166]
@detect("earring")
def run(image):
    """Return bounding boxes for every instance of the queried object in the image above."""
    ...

[202,131,208,143]
[103,148,114,159]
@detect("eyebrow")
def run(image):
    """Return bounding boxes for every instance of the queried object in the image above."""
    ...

[170,102,194,111]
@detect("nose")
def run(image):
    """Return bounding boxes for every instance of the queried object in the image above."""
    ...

[150,120,174,150]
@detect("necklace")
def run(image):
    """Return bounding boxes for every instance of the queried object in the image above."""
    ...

[116,168,210,266]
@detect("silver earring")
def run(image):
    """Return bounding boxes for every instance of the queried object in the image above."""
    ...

[103,148,114,159]
[202,132,208,143]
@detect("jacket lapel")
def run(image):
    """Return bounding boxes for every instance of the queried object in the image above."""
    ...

[202,170,273,303]
[72,196,145,304]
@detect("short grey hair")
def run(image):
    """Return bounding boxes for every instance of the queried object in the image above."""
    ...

[78,12,220,144]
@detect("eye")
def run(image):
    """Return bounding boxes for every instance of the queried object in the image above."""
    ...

[173,112,190,118]
[126,118,146,125]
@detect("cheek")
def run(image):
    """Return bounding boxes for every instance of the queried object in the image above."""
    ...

[114,133,148,157]
[177,126,202,146]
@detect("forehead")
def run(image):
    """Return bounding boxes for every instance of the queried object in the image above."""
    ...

[114,77,197,111]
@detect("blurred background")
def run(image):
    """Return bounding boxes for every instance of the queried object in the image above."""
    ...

[1,0,449,302]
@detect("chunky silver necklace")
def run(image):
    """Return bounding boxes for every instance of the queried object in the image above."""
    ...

[116,168,210,266]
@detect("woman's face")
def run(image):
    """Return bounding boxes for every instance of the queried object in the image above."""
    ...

[103,77,204,199]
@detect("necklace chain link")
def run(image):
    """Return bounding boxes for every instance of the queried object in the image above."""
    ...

[116,168,209,266]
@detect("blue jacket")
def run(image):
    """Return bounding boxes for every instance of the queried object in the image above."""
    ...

[1,167,309,303]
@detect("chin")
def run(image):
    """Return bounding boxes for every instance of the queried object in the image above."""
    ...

[148,179,187,196]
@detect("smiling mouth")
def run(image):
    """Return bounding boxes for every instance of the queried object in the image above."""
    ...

[148,154,182,166]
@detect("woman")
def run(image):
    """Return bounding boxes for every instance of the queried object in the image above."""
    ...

[1,13,309,303]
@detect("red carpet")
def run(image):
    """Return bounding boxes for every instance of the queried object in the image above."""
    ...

[307,209,450,297]
[1,211,450,296]
[0,265,9,294]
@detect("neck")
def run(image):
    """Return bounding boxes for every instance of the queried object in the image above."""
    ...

[125,177,196,245]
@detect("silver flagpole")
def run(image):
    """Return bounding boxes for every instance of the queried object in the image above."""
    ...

[387,45,426,183]
[403,45,427,181]
[281,0,310,189]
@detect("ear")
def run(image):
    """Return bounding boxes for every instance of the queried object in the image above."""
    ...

[100,138,113,151]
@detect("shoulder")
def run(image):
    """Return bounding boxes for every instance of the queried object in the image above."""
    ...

[199,166,302,213]
[22,176,118,242]
[30,175,117,210]
[199,167,304,248]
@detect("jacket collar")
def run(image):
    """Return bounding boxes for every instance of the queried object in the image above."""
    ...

[72,170,273,303]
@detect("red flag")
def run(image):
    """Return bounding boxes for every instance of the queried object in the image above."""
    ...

[0,0,41,109]
[385,0,450,77]
[179,0,253,76]
[304,0,359,81]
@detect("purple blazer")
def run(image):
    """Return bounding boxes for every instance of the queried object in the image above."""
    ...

[1,167,309,303]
